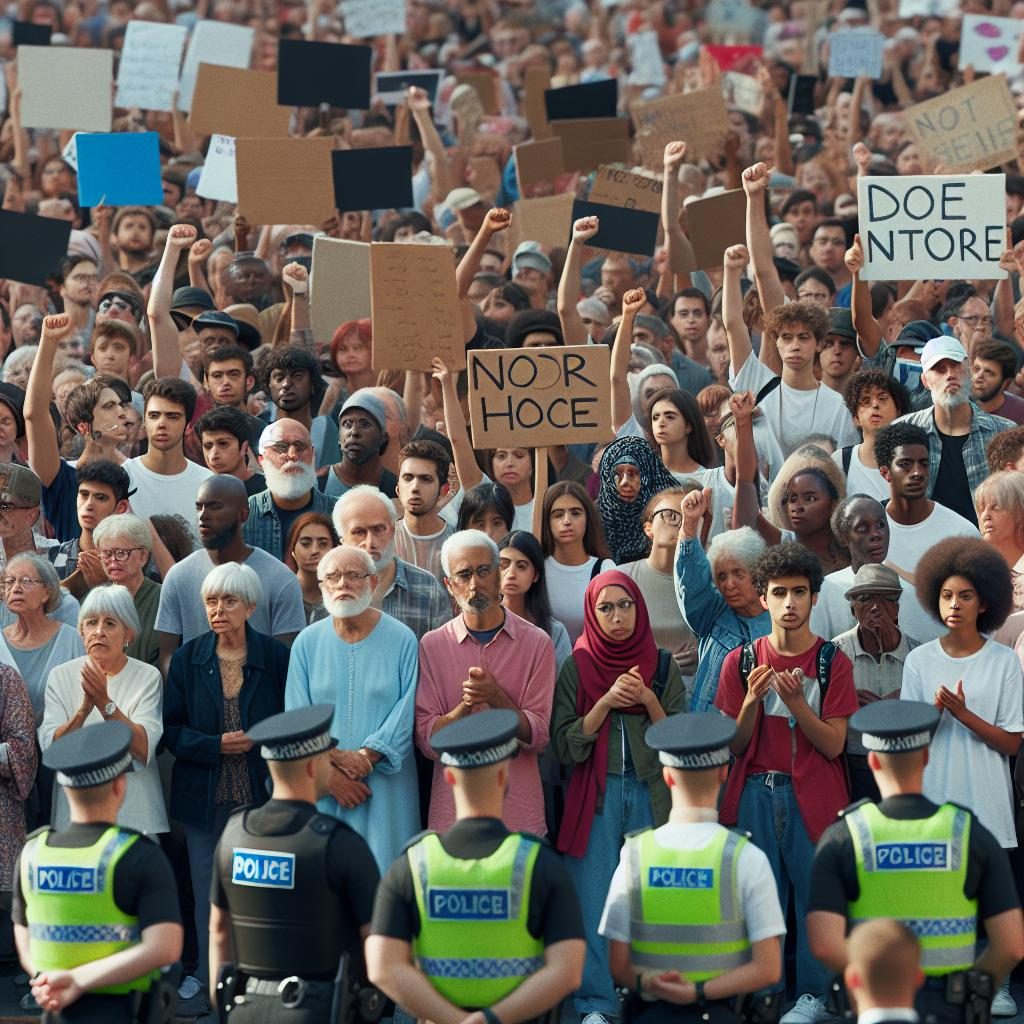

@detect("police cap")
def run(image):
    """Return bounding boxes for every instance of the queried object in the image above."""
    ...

[851,700,938,754]
[43,721,134,788]
[645,712,735,770]
[246,704,338,761]
[431,709,519,768]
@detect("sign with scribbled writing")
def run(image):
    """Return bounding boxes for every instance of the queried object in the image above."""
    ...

[115,22,187,111]
[589,165,662,213]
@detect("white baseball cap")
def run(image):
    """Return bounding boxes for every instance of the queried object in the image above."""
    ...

[920,336,967,372]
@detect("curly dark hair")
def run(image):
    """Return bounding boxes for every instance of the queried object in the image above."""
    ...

[843,368,911,421]
[751,541,825,596]
[762,300,831,345]
[915,537,1013,634]
[987,425,1024,473]
[873,422,930,472]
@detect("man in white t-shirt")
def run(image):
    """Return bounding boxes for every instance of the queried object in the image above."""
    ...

[394,439,454,581]
[124,377,212,530]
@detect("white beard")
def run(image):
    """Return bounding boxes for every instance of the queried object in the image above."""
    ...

[372,540,396,572]
[325,590,374,619]
[263,459,316,501]
[932,389,968,412]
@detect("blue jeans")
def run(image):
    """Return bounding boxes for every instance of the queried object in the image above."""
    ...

[564,770,654,1018]
[737,773,828,1000]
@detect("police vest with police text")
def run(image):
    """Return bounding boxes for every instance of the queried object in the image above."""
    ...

[409,832,544,1008]
[846,802,977,976]
[21,826,157,995]
[626,825,752,982]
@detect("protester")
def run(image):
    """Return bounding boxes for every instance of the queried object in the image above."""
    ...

[285,512,339,624]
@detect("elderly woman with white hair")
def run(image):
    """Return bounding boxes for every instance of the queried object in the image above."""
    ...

[163,561,288,996]
[674,489,772,712]
[39,585,166,834]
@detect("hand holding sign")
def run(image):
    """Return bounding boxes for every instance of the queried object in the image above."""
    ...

[845,234,864,275]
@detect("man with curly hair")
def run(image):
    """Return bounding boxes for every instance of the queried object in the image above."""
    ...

[715,542,858,1024]
[986,425,1024,473]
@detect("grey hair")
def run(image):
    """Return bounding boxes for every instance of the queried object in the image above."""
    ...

[7,552,62,614]
[93,513,152,553]
[333,484,396,537]
[319,545,376,579]
[200,561,263,607]
[830,494,883,546]
[79,584,141,638]
[440,529,500,578]
[630,362,678,424]
[706,527,766,573]
[3,346,38,380]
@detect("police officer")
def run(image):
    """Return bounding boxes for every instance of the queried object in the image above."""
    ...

[210,704,380,1023]
[12,721,183,1024]
[599,712,786,1024]
[366,709,585,1024]
[807,701,1024,1024]
[844,920,924,1024]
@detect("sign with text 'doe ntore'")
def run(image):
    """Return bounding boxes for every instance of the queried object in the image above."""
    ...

[856,174,1005,282]
[468,345,611,449]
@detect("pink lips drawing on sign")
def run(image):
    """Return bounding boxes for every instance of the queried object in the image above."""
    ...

[988,46,1010,60]
[974,21,1002,37]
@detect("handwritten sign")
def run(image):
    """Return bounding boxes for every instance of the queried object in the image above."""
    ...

[828,30,884,80]
[19,46,111,131]
[235,138,335,226]
[632,89,728,168]
[196,134,237,203]
[589,165,662,213]
[178,20,254,112]
[468,345,611,448]
[76,132,163,206]
[342,0,406,37]
[189,66,291,138]
[857,174,1005,281]
[961,16,1024,76]
[311,237,371,342]
[115,22,187,111]
[370,243,463,371]
[627,31,666,88]
[902,76,1017,173]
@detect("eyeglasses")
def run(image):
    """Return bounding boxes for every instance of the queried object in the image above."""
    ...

[652,508,682,526]
[0,503,34,514]
[98,547,145,562]
[2,576,43,590]
[956,315,993,327]
[595,599,636,616]
[449,564,496,585]
[265,441,311,457]
[98,296,138,315]
[320,570,373,586]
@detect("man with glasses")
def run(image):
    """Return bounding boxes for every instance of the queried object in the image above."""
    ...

[416,529,555,836]
[943,290,994,355]
[286,544,420,872]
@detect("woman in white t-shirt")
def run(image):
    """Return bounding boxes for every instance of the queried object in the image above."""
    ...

[541,481,615,643]
[645,387,716,487]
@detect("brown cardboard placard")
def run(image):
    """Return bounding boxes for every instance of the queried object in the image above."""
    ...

[370,243,463,371]
[589,165,663,214]
[684,188,746,270]
[902,75,1017,173]
[509,192,576,253]
[310,237,371,342]
[514,138,566,192]
[631,89,729,169]
[468,345,611,448]
[550,117,632,172]
[189,64,291,137]
[524,65,552,140]
[235,137,335,226]
[469,155,502,200]
[455,70,500,115]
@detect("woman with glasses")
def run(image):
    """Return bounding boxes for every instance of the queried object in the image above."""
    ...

[163,561,288,1002]
[551,570,684,1024]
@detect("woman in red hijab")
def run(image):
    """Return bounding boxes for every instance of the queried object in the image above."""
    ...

[551,569,685,1024]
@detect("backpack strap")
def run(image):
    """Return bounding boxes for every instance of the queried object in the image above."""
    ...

[738,641,757,691]
[755,377,782,404]
[590,558,603,581]
[816,640,837,708]
[652,648,672,702]
[841,445,854,474]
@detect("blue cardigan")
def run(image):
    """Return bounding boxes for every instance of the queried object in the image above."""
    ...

[163,624,289,829]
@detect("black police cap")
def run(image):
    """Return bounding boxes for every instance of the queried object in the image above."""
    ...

[246,704,338,761]
[645,712,736,770]
[431,709,520,768]
[851,700,938,754]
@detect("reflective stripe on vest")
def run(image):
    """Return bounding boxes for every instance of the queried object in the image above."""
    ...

[627,827,752,982]
[847,803,977,975]
[21,826,156,995]
[410,833,544,1008]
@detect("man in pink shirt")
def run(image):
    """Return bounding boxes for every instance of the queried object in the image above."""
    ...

[415,529,556,835]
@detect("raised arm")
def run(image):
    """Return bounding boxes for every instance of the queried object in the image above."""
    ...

[25,314,70,487]
[661,141,695,280]
[456,207,511,299]
[408,87,454,206]
[558,216,600,344]
[743,162,785,365]
[148,224,198,381]
[722,243,754,376]
[611,288,646,432]
[759,67,794,176]
[845,234,882,358]
[433,358,483,493]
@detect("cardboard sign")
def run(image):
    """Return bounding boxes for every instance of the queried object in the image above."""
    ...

[374,69,442,106]
[76,132,163,207]
[115,22,187,111]
[514,138,565,191]
[589,164,662,214]
[196,134,237,203]
[545,78,617,121]
[12,21,51,46]
[550,117,631,172]
[723,72,763,116]
[685,189,747,270]
[311,237,371,341]
[189,65,291,138]
[706,44,762,72]
[235,138,335,225]
[455,71,500,115]
[370,243,462,371]
[510,193,576,253]
[178,20,254,112]
[468,345,611,448]
[857,174,1006,281]
[569,199,658,256]
[331,146,413,212]
[828,29,884,80]
[632,89,728,168]
[18,46,111,132]
[524,65,552,141]
[627,31,667,88]
[961,16,1024,76]
[342,0,406,38]
[277,39,371,109]
[902,76,1017,173]
[0,210,72,285]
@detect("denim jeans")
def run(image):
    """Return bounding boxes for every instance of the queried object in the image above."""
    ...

[564,770,654,1018]
[737,773,828,1000]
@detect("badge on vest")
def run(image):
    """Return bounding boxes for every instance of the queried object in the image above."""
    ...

[428,888,510,920]
[231,849,296,889]
[874,842,950,870]
[648,867,714,889]
[34,866,98,894]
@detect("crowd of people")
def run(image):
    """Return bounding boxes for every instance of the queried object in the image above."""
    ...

[2,0,1024,1021]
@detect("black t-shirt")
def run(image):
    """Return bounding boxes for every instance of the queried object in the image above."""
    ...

[371,817,584,945]
[931,427,977,526]
[243,472,267,498]
[12,823,182,930]
[808,795,1020,920]
[273,495,314,555]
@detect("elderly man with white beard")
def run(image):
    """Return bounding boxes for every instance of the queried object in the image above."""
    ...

[244,419,337,562]
[285,544,420,872]
[333,485,451,641]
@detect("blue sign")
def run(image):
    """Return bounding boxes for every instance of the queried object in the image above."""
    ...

[35,865,98,893]
[76,132,163,207]
[648,866,715,889]
[428,888,510,920]
[875,843,949,870]
[231,849,295,889]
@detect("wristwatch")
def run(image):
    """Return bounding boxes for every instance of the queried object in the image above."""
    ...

[102,700,117,719]
[695,981,708,1008]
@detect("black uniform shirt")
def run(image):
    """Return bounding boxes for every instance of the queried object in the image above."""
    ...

[809,795,1019,918]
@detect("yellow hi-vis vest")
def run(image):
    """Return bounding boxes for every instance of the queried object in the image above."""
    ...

[627,826,752,982]
[846,802,978,976]
[409,832,544,1008]
[21,826,157,995]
